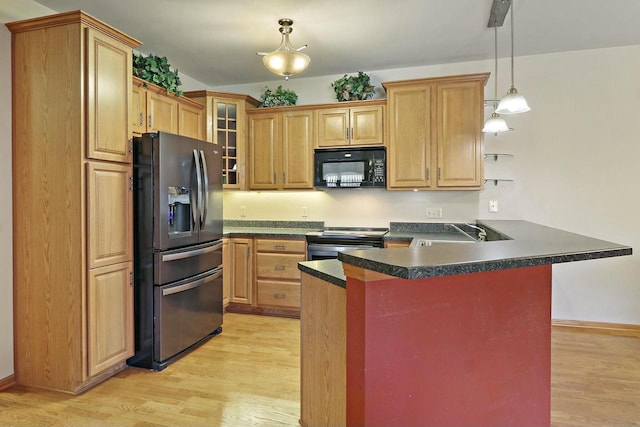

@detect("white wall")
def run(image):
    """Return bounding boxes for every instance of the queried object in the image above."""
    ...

[0,24,14,380]
[218,46,640,325]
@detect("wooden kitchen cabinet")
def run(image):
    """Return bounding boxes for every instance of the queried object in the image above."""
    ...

[316,102,385,148]
[255,238,305,311]
[87,261,134,377]
[229,238,254,305]
[177,99,205,140]
[222,238,231,307]
[183,91,259,189]
[8,11,140,393]
[130,76,205,139]
[225,236,305,318]
[384,73,488,190]
[247,109,314,190]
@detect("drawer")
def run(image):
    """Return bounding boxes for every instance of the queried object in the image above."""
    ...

[257,280,300,308]
[256,253,305,280]
[255,238,306,254]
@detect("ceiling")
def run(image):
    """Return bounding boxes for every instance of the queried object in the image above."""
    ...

[3,0,640,88]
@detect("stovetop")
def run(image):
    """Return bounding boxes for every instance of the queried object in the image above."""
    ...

[306,227,389,239]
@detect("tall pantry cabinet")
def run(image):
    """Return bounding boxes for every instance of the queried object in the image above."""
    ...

[8,11,140,393]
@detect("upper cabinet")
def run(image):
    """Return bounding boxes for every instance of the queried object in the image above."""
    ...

[316,102,385,148]
[86,28,133,163]
[247,109,315,190]
[384,73,488,190]
[131,77,205,140]
[183,91,259,190]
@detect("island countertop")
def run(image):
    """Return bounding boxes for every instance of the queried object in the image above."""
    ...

[299,220,632,282]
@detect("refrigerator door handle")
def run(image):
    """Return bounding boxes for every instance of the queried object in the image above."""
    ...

[162,266,223,296]
[192,149,203,229]
[161,241,223,262]
[199,149,208,227]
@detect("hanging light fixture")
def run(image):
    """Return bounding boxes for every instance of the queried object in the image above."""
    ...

[257,18,310,80]
[483,22,511,134]
[495,0,530,114]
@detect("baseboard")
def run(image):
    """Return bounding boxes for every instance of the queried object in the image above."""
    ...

[0,374,16,391]
[226,303,300,319]
[552,319,640,338]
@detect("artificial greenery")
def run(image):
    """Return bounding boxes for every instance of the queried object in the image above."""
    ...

[331,71,375,102]
[132,53,183,96]
[258,85,299,107]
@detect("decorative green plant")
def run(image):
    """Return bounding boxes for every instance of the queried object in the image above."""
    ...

[132,52,183,96]
[331,71,375,102]
[258,85,299,107]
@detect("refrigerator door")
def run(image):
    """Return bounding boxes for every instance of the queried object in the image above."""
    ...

[154,266,223,368]
[197,142,223,244]
[155,132,201,250]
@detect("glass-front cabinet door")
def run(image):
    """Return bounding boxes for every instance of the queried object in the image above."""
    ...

[216,101,239,187]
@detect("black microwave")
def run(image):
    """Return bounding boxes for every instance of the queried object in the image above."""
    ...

[314,147,386,188]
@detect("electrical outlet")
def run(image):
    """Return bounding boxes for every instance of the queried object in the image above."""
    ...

[426,207,442,218]
[240,205,247,217]
[302,206,308,218]
[489,200,498,213]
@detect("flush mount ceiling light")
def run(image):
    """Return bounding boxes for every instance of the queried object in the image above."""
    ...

[483,21,512,135]
[257,18,310,80]
[495,0,530,114]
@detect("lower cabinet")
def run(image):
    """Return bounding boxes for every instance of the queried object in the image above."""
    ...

[222,238,231,307]
[255,238,305,310]
[225,236,305,317]
[229,238,254,305]
[87,261,134,376]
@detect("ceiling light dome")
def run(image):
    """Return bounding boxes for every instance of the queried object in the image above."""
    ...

[482,112,511,134]
[258,18,310,80]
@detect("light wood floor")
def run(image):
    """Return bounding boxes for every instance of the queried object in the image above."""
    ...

[1,313,639,426]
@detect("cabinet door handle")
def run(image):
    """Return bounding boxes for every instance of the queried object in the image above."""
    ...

[274,244,285,250]
[274,265,286,271]
[438,167,442,180]
[426,167,430,181]
[283,172,286,183]
[350,127,354,140]
[138,112,144,126]
[274,293,286,299]
[148,114,153,129]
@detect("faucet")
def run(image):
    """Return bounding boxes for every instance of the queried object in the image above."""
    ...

[445,223,487,242]
[464,223,487,242]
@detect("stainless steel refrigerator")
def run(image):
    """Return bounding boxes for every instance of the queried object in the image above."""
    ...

[128,131,223,371]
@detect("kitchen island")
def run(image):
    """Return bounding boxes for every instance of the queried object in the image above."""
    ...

[298,220,632,427]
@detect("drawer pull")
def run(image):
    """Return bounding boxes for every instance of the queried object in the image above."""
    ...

[274,293,286,299]
[274,244,285,250]
[274,265,286,271]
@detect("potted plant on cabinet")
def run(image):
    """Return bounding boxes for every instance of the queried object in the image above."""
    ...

[331,71,375,102]
[132,52,183,96]
[258,85,299,107]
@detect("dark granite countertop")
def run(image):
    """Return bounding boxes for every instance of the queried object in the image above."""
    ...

[223,220,323,238]
[298,259,347,288]
[301,220,631,282]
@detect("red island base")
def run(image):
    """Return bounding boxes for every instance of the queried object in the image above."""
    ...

[344,264,551,427]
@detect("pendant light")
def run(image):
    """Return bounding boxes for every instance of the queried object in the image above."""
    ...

[257,18,310,80]
[495,0,530,114]
[483,23,511,134]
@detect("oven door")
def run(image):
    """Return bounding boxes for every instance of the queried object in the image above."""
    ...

[306,243,379,261]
